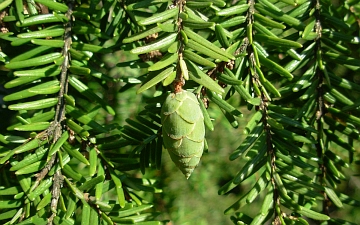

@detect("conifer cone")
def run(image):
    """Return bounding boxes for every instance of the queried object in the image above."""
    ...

[161,90,205,179]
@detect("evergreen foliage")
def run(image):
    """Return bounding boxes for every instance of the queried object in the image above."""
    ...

[0,0,359,224]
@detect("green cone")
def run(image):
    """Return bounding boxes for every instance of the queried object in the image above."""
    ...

[161,90,205,179]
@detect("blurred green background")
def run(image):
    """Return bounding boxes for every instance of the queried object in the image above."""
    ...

[100,50,360,225]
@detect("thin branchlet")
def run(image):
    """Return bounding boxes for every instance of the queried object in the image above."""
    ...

[174,0,186,93]
[247,0,279,221]
[47,2,73,224]
[314,0,330,216]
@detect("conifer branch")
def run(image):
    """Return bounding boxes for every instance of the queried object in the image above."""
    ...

[313,0,331,216]
[48,2,73,224]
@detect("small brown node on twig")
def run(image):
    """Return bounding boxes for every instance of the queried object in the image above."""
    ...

[33,3,49,14]
[219,81,227,88]
[0,10,9,34]
[84,193,90,201]
[202,98,209,108]
[173,80,183,93]
[69,130,76,144]
[145,33,159,43]
[226,60,235,70]
[273,216,282,225]
[139,50,162,62]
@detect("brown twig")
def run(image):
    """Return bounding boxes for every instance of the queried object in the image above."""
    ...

[46,1,73,224]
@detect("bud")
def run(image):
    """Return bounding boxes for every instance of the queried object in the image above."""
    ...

[161,90,205,179]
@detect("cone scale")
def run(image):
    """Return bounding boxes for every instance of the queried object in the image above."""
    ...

[161,90,205,179]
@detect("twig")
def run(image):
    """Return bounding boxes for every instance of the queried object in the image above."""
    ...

[47,1,73,224]
[313,0,330,216]
[173,0,186,93]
